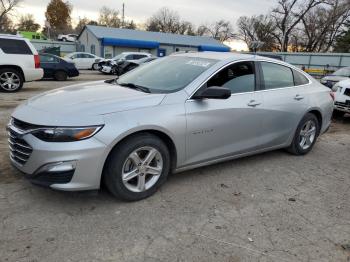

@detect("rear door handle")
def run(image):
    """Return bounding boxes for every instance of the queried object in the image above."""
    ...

[294,94,304,101]
[247,100,261,107]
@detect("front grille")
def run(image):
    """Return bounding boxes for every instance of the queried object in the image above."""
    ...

[12,118,43,131]
[31,170,74,186]
[335,101,350,108]
[8,127,33,166]
[344,88,350,97]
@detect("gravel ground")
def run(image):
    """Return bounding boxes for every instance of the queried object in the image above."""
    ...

[0,71,349,262]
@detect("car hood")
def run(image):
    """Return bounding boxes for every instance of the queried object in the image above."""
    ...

[321,75,349,82]
[23,80,166,116]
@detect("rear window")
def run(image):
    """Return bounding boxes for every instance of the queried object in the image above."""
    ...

[293,70,309,86]
[0,39,33,55]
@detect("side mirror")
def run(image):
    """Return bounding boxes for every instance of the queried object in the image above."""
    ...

[193,86,231,100]
[332,85,338,92]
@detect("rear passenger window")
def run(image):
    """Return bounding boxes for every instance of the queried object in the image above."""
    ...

[293,70,309,85]
[0,39,32,55]
[261,62,294,89]
[206,61,256,94]
[134,54,147,59]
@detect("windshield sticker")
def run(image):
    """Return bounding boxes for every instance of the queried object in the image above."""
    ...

[186,60,212,68]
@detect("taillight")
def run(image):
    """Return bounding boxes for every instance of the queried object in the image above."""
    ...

[34,54,40,68]
[330,92,335,101]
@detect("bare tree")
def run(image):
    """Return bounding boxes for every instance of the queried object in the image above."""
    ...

[198,20,234,42]
[271,0,327,51]
[17,14,40,32]
[300,0,350,52]
[237,15,277,51]
[146,7,194,35]
[0,0,21,29]
[98,6,122,28]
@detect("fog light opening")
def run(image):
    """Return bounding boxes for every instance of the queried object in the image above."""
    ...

[37,161,77,174]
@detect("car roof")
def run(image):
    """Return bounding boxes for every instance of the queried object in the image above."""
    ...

[40,53,61,59]
[172,51,292,65]
[172,51,256,61]
[0,34,26,40]
[121,52,151,55]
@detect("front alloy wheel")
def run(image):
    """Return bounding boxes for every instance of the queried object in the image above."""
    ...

[104,133,170,201]
[122,147,163,193]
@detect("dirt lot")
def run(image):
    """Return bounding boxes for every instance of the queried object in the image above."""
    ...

[0,71,350,262]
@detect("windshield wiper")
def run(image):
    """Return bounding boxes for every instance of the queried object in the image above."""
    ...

[118,82,151,93]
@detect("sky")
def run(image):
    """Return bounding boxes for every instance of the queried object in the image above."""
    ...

[16,0,276,50]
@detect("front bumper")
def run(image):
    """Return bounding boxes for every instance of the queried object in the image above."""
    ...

[68,69,79,78]
[334,101,350,113]
[7,124,108,191]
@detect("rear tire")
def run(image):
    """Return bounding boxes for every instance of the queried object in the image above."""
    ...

[54,71,68,81]
[287,113,319,155]
[0,68,23,92]
[104,133,170,201]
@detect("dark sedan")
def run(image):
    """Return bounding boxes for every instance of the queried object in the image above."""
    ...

[40,53,79,81]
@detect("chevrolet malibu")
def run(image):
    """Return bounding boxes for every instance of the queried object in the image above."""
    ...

[7,52,334,201]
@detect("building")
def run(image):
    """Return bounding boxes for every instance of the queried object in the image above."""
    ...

[78,25,230,58]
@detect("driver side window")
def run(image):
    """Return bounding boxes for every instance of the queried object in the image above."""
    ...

[206,61,256,94]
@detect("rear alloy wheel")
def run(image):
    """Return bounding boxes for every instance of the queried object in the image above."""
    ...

[0,69,23,92]
[54,71,68,81]
[104,133,170,201]
[287,113,319,155]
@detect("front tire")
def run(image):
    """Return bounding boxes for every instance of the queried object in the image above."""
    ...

[0,68,23,92]
[104,133,170,201]
[92,63,99,70]
[287,113,319,155]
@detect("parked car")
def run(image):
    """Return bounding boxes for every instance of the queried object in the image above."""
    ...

[101,57,158,75]
[96,52,152,71]
[7,52,333,201]
[39,53,79,81]
[57,34,78,42]
[64,52,102,70]
[0,34,43,92]
[320,67,350,88]
[333,79,350,117]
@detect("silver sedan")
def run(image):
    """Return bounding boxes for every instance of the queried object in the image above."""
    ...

[7,52,334,201]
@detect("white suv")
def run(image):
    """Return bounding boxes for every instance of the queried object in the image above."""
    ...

[57,34,78,42]
[0,34,43,92]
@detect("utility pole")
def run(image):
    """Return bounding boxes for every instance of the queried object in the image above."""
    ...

[122,3,125,28]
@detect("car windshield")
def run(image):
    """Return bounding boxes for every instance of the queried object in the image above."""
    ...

[332,67,350,77]
[115,56,218,93]
[112,54,124,60]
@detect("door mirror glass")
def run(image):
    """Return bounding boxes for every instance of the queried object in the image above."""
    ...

[193,86,231,100]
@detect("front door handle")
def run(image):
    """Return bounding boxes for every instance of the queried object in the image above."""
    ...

[247,100,261,107]
[294,94,304,101]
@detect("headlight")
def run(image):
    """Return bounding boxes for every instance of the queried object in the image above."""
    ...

[32,126,103,142]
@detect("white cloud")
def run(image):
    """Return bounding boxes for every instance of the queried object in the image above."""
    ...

[20,0,276,27]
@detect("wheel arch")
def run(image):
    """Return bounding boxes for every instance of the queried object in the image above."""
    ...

[101,128,178,183]
[0,65,25,81]
[306,108,323,135]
